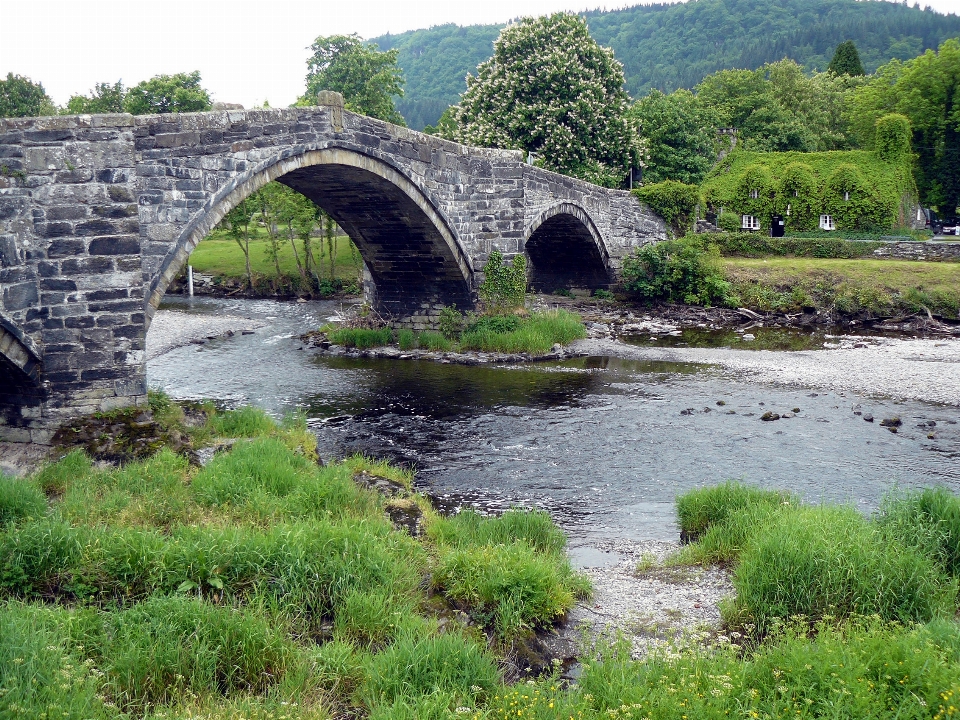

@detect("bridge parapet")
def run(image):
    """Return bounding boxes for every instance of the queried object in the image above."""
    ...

[0,107,666,441]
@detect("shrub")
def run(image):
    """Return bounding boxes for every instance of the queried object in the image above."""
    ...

[632,180,700,236]
[460,309,585,354]
[103,595,292,708]
[704,231,884,258]
[621,237,734,306]
[0,475,46,524]
[730,505,955,630]
[437,304,465,340]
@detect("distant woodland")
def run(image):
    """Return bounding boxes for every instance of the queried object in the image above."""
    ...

[372,0,960,130]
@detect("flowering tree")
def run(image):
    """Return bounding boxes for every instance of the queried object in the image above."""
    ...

[454,13,640,188]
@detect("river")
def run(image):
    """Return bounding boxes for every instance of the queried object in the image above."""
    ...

[148,296,960,552]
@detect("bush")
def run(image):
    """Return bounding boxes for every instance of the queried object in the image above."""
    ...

[437,304,465,340]
[0,475,46,524]
[704,231,884,258]
[478,251,526,312]
[730,505,955,630]
[632,180,700,236]
[621,237,734,306]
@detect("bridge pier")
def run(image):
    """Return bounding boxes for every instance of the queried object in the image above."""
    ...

[0,105,666,442]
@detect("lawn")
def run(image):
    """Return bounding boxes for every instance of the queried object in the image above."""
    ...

[187,227,363,284]
[723,257,960,317]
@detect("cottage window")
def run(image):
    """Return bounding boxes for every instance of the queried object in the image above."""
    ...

[819,214,835,231]
[749,189,759,199]
[794,190,799,197]
[786,203,791,216]
[742,215,760,230]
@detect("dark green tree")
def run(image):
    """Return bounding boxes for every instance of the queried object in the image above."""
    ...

[828,40,865,76]
[0,73,56,118]
[455,12,640,187]
[65,81,126,114]
[122,72,212,115]
[302,34,405,125]
[631,89,717,185]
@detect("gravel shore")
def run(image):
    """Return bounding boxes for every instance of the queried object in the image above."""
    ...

[569,335,960,407]
[146,310,266,360]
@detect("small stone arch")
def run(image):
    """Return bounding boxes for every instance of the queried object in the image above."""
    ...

[145,145,475,328]
[523,203,612,291]
[0,317,44,426]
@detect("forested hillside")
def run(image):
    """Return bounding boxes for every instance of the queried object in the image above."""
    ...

[372,0,960,130]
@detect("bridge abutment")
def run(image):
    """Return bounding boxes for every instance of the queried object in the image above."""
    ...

[0,106,667,442]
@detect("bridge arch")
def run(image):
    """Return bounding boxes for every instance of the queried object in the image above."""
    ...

[145,145,475,326]
[0,318,44,426]
[523,202,612,291]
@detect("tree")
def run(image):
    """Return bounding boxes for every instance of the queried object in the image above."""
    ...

[0,73,56,118]
[847,38,960,212]
[423,106,458,139]
[631,89,717,185]
[828,40,865,76]
[122,72,212,115]
[224,196,259,290]
[454,13,640,187]
[302,35,405,125]
[65,81,126,114]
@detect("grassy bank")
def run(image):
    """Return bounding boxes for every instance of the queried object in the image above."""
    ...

[185,228,362,294]
[7,416,960,719]
[0,401,587,719]
[724,257,960,318]
[326,309,587,356]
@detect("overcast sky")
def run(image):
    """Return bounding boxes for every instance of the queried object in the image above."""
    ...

[2,0,958,109]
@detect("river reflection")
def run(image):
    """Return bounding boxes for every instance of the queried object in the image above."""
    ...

[149,297,960,543]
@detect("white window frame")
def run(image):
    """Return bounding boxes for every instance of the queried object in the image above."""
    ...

[844,191,850,201]
[749,189,759,199]
[819,214,835,231]
[742,214,760,230]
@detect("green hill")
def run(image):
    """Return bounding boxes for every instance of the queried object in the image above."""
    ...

[372,0,960,130]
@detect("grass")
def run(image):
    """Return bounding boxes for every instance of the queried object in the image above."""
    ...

[324,309,586,356]
[188,229,361,285]
[0,402,589,719]
[723,257,960,317]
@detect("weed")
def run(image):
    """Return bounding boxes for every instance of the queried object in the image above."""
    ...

[0,474,46,524]
[328,327,394,349]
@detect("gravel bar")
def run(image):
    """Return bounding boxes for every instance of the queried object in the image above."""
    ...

[569,335,960,407]
[146,310,266,360]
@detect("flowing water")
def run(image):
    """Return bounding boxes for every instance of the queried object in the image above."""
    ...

[149,297,960,549]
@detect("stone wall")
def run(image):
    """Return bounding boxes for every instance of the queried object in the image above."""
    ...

[871,241,960,262]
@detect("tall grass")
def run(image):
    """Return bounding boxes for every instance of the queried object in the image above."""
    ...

[730,505,955,630]
[0,474,46,524]
[460,309,585,354]
[428,508,568,556]
[328,327,394,349]
[675,481,794,538]
[877,486,960,577]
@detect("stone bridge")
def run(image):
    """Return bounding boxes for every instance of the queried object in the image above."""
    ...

[0,96,667,442]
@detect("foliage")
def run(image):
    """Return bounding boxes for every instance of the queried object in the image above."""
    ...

[65,81,126,114]
[478,251,526,312]
[0,475,46,525]
[630,89,717,185]
[701,148,917,232]
[877,487,960,578]
[422,106,458,139]
[437,304,465,340]
[122,71,212,115]
[828,39,865,76]
[372,0,960,130]
[302,34,405,125]
[632,181,700,236]
[704,231,885,258]
[328,327,394,349]
[675,481,792,539]
[0,72,56,117]
[874,113,912,161]
[454,13,640,187]
[847,38,960,212]
[621,237,734,307]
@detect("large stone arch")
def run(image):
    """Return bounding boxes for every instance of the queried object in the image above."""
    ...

[145,146,475,327]
[524,202,612,291]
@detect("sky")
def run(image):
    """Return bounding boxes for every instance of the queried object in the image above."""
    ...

[2,0,959,110]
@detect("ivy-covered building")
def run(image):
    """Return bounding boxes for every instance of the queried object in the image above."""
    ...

[700,115,919,233]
